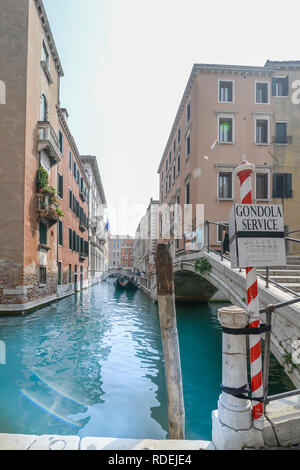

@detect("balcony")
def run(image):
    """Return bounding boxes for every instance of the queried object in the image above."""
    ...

[37,193,60,225]
[37,121,61,163]
[79,252,88,262]
[79,190,86,203]
[272,135,293,145]
[79,223,87,233]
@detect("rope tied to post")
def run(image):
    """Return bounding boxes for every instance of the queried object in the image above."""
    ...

[222,323,271,336]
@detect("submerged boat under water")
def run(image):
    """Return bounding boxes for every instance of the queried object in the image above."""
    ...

[114,276,138,291]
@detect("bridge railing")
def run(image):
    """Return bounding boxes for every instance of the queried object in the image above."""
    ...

[206,220,300,298]
[206,220,300,407]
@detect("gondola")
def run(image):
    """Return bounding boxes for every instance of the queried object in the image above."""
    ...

[114,276,138,291]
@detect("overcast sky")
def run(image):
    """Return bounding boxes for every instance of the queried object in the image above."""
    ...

[43,0,300,235]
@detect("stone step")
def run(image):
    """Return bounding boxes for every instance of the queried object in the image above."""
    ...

[281,283,300,293]
[268,276,300,283]
[257,270,300,276]
[287,257,300,265]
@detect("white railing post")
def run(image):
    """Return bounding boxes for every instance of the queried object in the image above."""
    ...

[217,306,252,429]
[212,305,265,449]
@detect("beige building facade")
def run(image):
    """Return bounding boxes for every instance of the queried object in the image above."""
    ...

[157,62,300,252]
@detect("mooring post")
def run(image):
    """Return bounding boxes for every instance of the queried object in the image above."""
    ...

[217,306,252,430]
[155,243,185,440]
[212,305,265,450]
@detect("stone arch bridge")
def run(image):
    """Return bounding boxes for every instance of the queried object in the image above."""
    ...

[173,250,300,388]
[103,267,134,281]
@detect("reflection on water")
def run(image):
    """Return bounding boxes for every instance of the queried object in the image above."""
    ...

[0,282,294,440]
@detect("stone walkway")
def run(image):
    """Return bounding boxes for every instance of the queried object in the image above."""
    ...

[0,434,214,450]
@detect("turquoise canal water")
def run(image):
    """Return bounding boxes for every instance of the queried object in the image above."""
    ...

[0,282,294,440]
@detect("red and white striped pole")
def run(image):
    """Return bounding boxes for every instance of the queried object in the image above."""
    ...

[235,160,264,430]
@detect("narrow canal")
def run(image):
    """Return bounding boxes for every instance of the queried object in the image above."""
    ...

[0,282,294,440]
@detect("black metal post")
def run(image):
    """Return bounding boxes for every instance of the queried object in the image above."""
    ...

[266,266,270,288]
[263,305,274,406]
[221,224,224,261]
[207,222,210,253]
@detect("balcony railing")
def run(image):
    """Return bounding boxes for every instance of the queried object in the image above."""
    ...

[79,190,86,202]
[37,121,61,163]
[37,193,59,225]
[272,135,293,145]
[79,251,88,261]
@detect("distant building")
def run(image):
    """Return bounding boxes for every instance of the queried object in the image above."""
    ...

[133,199,159,288]
[81,155,107,285]
[157,61,300,253]
[108,236,134,269]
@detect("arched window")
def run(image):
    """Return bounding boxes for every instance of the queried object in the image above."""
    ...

[40,94,48,121]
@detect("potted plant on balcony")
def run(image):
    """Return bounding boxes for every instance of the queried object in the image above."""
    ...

[55,208,65,218]
[37,167,49,193]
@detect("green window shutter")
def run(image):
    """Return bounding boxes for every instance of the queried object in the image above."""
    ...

[69,190,73,210]
[39,222,47,245]
[285,174,292,198]
[272,78,276,96]
[58,221,63,246]
[73,231,76,252]
[58,174,63,198]
[69,228,73,250]
[283,76,289,96]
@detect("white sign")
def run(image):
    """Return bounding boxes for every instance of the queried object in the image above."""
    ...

[229,204,286,268]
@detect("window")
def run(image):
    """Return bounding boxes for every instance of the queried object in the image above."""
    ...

[69,151,72,170]
[169,151,171,164]
[218,172,233,199]
[69,228,73,250]
[39,266,47,285]
[58,129,63,154]
[58,221,63,246]
[73,231,76,252]
[57,262,62,286]
[39,222,47,246]
[165,159,168,171]
[168,172,171,190]
[77,169,80,185]
[69,265,72,283]
[186,182,190,204]
[177,153,180,174]
[58,173,63,198]
[273,174,292,198]
[69,190,73,210]
[272,76,289,97]
[42,42,49,67]
[165,181,168,196]
[275,122,287,144]
[173,164,176,182]
[187,101,191,123]
[256,119,269,144]
[186,131,191,157]
[219,117,233,143]
[256,82,269,104]
[178,128,181,143]
[219,81,233,102]
[40,94,48,121]
[73,161,77,179]
[256,173,269,200]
